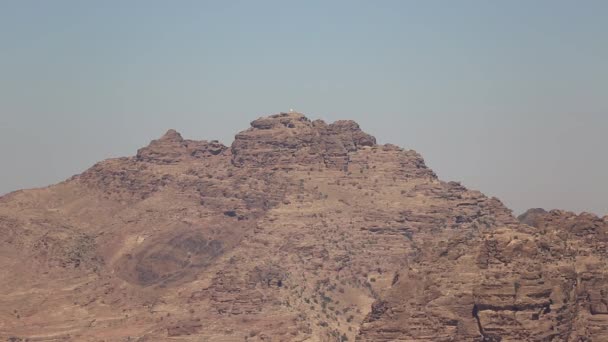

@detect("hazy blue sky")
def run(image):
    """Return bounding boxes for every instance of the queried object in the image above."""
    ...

[1,1,607,215]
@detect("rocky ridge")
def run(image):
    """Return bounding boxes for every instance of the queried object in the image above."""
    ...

[0,112,606,341]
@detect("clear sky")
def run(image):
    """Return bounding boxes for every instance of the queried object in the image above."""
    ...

[1,0,607,215]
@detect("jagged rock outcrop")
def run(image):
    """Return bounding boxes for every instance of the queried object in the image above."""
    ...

[231,112,376,170]
[517,209,608,339]
[0,112,605,341]
[358,208,608,341]
[136,129,227,164]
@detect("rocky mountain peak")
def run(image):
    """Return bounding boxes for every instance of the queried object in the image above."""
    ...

[136,129,227,164]
[2,112,607,341]
[249,112,312,130]
[231,112,377,169]
[159,129,184,142]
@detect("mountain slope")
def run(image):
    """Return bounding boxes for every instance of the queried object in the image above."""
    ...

[0,112,606,341]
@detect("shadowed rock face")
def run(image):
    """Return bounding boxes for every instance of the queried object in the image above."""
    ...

[116,229,228,287]
[0,112,606,341]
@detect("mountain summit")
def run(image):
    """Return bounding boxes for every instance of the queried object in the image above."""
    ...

[1,113,607,341]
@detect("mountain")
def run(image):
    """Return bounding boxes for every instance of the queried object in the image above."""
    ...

[1,112,606,341]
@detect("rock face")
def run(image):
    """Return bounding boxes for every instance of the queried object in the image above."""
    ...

[0,112,606,341]
[232,113,376,170]
[358,208,608,342]
[136,129,227,164]
[515,209,608,339]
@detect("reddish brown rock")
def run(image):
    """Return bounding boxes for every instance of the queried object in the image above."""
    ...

[137,129,227,164]
[0,112,605,341]
[231,112,376,170]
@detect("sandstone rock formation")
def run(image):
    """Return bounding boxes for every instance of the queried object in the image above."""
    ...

[0,112,606,341]
[358,208,608,341]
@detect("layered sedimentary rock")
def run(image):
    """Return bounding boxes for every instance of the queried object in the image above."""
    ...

[359,207,608,341]
[0,112,606,341]
[232,113,375,170]
[136,129,227,164]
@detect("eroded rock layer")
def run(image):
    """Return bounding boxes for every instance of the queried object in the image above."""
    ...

[0,112,605,341]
